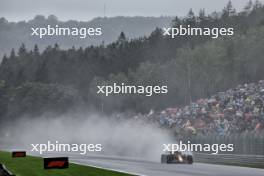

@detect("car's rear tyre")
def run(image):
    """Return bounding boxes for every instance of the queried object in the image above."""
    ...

[187,155,193,164]
[161,154,168,163]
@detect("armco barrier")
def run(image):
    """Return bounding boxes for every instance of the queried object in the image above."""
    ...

[0,164,15,176]
[194,153,264,167]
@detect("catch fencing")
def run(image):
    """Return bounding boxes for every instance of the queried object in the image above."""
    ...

[185,132,264,155]
[183,132,264,167]
[193,153,264,167]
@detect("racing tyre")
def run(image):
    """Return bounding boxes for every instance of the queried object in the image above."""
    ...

[187,155,193,164]
[161,154,168,163]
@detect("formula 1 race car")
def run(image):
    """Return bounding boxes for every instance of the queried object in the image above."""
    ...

[161,151,193,164]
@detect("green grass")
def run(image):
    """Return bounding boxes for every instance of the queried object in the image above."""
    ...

[0,151,134,176]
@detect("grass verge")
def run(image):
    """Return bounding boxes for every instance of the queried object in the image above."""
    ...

[0,151,134,176]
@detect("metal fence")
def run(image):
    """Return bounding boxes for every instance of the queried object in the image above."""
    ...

[183,132,264,155]
[193,153,264,167]
[180,133,264,167]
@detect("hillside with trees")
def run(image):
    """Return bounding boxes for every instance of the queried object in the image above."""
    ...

[0,1,264,120]
[0,16,173,60]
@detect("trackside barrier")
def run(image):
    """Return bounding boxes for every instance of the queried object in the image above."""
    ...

[185,133,264,155]
[194,153,264,167]
[0,164,15,176]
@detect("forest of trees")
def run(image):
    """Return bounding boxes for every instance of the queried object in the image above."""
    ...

[0,15,173,60]
[0,1,264,120]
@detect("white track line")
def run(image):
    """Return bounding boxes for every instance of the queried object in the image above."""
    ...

[72,161,147,176]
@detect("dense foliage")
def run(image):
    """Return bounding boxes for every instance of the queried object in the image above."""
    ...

[0,1,264,119]
[0,16,173,59]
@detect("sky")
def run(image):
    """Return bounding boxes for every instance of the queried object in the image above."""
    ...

[1,0,264,22]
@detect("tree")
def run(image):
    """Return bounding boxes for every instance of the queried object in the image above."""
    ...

[1,4,264,114]
[7,82,83,117]
[0,17,8,24]
[244,0,253,13]
[198,9,206,21]
[117,31,127,43]
[222,1,236,18]
[2,55,7,64]
[33,44,39,56]
[172,16,182,27]
[253,0,262,10]
[185,9,196,26]
[10,48,16,58]
[18,43,27,57]
[0,80,7,119]
[33,15,45,22]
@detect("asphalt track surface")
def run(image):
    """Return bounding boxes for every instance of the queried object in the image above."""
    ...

[48,153,264,176]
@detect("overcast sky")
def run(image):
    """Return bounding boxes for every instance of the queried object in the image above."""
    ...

[1,0,264,22]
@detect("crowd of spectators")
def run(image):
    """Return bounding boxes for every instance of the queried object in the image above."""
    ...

[127,80,264,136]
